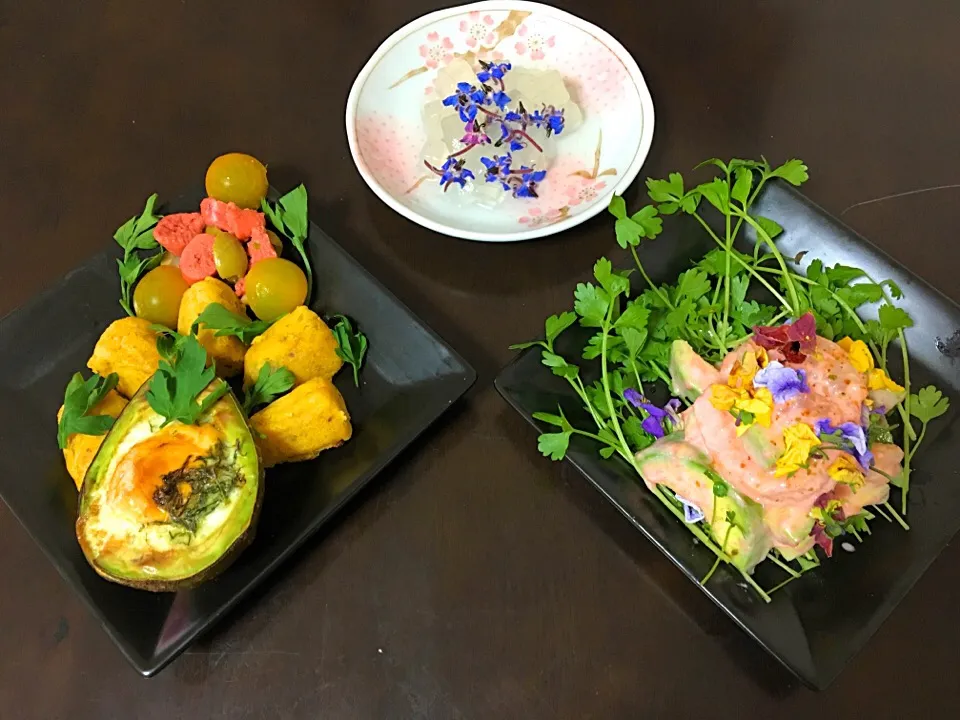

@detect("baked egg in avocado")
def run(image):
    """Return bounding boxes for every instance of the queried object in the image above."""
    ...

[76,380,262,591]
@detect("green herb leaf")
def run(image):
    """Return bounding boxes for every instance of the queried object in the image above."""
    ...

[57,372,120,449]
[594,257,630,296]
[612,204,662,248]
[533,408,573,433]
[538,431,571,461]
[878,304,914,334]
[263,184,313,301]
[753,215,783,241]
[731,167,753,204]
[712,477,730,497]
[146,333,227,426]
[615,302,650,332]
[646,173,684,203]
[824,264,866,286]
[694,158,729,174]
[835,282,883,308]
[545,311,577,347]
[331,314,368,387]
[695,179,730,214]
[674,268,711,302]
[573,282,609,328]
[770,158,809,186]
[114,194,160,251]
[607,194,627,220]
[910,385,950,424]
[191,303,273,344]
[242,363,296,415]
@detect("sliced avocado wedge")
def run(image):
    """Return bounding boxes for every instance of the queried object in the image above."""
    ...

[77,378,263,591]
[669,340,722,402]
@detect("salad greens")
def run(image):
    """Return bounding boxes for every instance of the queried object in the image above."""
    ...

[261,184,313,302]
[242,363,296,415]
[147,328,228,426]
[512,156,950,601]
[57,372,120,449]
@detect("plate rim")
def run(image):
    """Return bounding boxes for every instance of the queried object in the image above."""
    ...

[344,0,656,242]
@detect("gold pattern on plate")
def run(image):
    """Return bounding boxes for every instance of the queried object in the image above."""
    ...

[404,175,432,194]
[570,130,618,180]
[390,11,532,90]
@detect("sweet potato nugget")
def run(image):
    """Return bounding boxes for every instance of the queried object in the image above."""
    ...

[56,390,128,490]
[243,306,342,388]
[87,317,161,398]
[178,277,246,378]
[249,377,352,468]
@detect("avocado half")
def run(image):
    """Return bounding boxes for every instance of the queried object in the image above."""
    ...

[76,379,263,592]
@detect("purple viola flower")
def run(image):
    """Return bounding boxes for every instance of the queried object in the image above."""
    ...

[675,493,705,523]
[437,157,475,190]
[459,120,491,148]
[623,388,643,408]
[477,61,512,83]
[752,361,809,403]
[635,397,683,439]
[442,82,489,123]
[814,418,874,470]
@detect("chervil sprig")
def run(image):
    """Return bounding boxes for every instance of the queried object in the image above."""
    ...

[114,193,163,317]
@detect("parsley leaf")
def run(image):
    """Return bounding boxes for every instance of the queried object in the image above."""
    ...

[242,363,295,415]
[262,184,313,301]
[57,372,120,449]
[146,332,228,426]
[538,431,571,461]
[191,303,273,344]
[910,386,950,424]
[769,158,809,186]
[509,311,577,352]
[574,282,609,328]
[331,314,368,386]
[609,196,662,247]
[114,193,163,316]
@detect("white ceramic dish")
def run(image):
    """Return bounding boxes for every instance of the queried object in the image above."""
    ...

[345,1,655,242]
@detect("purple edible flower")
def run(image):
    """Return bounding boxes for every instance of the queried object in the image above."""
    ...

[623,388,643,408]
[541,106,565,136]
[752,361,810,403]
[511,168,546,199]
[814,418,874,470]
[459,120,491,148]
[625,394,682,439]
[675,493,705,524]
[480,154,512,186]
[490,90,511,110]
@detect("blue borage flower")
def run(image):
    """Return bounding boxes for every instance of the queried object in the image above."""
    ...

[437,157,475,190]
[752,361,809,403]
[814,417,874,469]
[442,82,489,123]
[435,60,564,198]
[477,60,512,83]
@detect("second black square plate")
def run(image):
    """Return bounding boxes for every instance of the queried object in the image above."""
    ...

[0,188,476,676]
[496,184,959,689]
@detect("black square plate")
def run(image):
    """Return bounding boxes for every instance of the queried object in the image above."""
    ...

[0,188,475,676]
[495,184,959,689]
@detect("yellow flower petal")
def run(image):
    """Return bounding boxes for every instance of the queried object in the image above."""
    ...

[828,454,865,489]
[838,337,874,373]
[729,350,761,390]
[774,422,821,477]
[867,368,905,393]
[710,384,745,411]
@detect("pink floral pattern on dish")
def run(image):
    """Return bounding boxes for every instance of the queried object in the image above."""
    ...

[565,180,607,207]
[459,11,496,48]
[356,112,422,198]
[476,48,505,63]
[514,23,556,61]
[518,206,567,228]
[419,32,454,69]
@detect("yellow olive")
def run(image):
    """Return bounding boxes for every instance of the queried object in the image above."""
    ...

[133,266,189,328]
[244,258,308,322]
[211,229,249,282]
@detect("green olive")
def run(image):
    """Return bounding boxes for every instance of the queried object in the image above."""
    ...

[211,229,249,282]
[244,258,308,322]
[265,229,284,255]
[133,266,189,328]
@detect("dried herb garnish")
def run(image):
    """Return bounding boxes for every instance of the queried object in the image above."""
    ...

[153,441,245,534]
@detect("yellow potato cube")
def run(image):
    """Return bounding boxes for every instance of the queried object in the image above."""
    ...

[177,277,246,378]
[243,306,343,388]
[249,377,352,468]
[87,317,161,398]
[56,390,128,490]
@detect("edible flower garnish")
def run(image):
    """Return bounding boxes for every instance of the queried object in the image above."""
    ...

[836,336,873,372]
[733,388,774,437]
[810,492,846,557]
[624,390,681,439]
[827,454,866,489]
[752,312,817,363]
[430,157,475,191]
[753,361,810,403]
[675,493,705,523]
[775,422,821,477]
[442,82,489,123]
[867,368,905,393]
[728,347,768,389]
[814,417,873,469]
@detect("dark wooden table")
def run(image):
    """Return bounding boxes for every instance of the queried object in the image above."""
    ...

[2,1,959,717]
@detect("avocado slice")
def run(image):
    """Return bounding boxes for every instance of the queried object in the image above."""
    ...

[668,340,722,402]
[636,440,772,572]
[76,378,263,591]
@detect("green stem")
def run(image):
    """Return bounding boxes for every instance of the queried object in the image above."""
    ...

[630,246,674,310]
[872,503,893,523]
[767,553,801,578]
[883,501,910,530]
[721,169,733,342]
[691,213,793,310]
[766,575,799,595]
[906,424,926,465]
[735,211,800,314]
[599,307,634,464]
[701,557,721,585]
[898,331,913,514]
